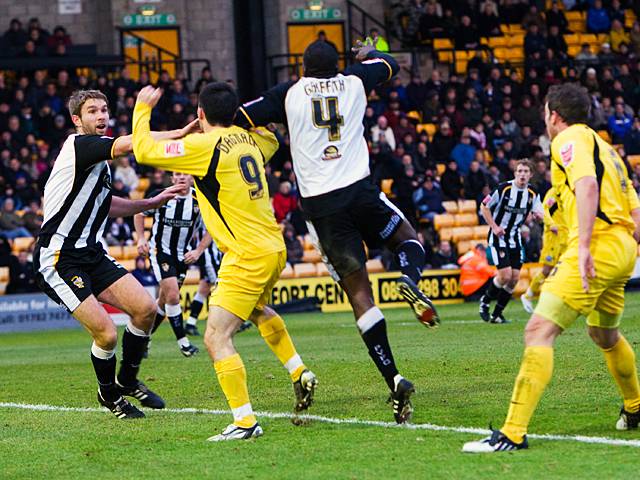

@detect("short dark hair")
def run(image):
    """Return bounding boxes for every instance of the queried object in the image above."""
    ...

[516,159,535,173]
[303,40,339,77]
[545,83,590,125]
[68,89,108,117]
[198,82,238,127]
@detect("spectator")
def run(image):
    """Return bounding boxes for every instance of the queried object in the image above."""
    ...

[609,102,634,144]
[3,18,27,48]
[413,175,445,222]
[454,15,479,50]
[371,115,396,150]
[46,26,72,52]
[464,159,488,202]
[6,250,38,294]
[131,256,157,287]
[283,223,303,265]
[431,240,458,269]
[106,217,133,246]
[272,181,297,223]
[440,160,464,201]
[545,1,568,33]
[524,23,547,57]
[406,74,427,111]
[111,178,129,198]
[477,1,501,37]
[27,18,49,42]
[114,157,139,192]
[419,2,444,40]
[316,30,338,53]
[630,21,640,55]
[521,225,541,263]
[546,25,568,58]
[0,198,32,239]
[450,130,477,175]
[21,200,42,236]
[610,19,630,52]
[624,117,640,155]
[609,0,626,25]
[587,0,611,34]
[368,28,389,52]
[522,4,545,31]
[393,165,421,223]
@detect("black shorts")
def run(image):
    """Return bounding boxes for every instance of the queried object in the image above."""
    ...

[33,244,128,313]
[303,178,404,281]
[198,248,223,283]
[150,250,187,284]
[486,244,524,270]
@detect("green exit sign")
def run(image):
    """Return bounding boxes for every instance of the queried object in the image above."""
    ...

[122,13,177,27]
[290,8,342,21]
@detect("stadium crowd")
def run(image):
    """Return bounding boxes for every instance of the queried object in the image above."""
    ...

[3,3,640,277]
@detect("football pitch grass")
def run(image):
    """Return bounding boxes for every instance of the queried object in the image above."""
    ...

[2,294,640,479]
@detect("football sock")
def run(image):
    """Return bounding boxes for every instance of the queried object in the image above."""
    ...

[482,277,502,304]
[529,272,546,298]
[91,342,118,401]
[394,239,425,284]
[357,306,399,391]
[188,292,206,326]
[165,303,187,341]
[502,346,554,443]
[492,285,513,317]
[214,353,257,428]
[118,321,150,387]
[602,336,640,413]
[257,314,306,382]
[151,306,165,334]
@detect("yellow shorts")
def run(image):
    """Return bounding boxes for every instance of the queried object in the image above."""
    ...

[535,228,636,330]
[539,230,567,267]
[210,249,286,321]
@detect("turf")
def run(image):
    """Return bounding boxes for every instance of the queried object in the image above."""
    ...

[1,293,640,479]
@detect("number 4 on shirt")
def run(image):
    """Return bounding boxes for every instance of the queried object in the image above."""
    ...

[311,96,344,141]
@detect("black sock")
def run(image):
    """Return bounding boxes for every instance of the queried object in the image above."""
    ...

[151,311,165,334]
[482,279,501,304]
[360,318,399,391]
[394,239,425,284]
[117,328,149,387]
[189,299,204,319]
[493,288,513,317]
[168,314,186,340]
[91,352,118,401]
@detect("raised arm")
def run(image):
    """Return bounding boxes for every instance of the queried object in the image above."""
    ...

[108,185,181,218]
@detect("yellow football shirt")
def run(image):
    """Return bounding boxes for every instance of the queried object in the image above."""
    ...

[550,123,639,246]
[132,101,285,258]
[542,186,567,235]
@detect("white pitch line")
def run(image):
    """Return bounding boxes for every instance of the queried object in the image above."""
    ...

[1,402,639,448]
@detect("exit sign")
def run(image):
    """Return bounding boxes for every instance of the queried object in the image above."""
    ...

[122,13,177,27]
[290,8,342,21]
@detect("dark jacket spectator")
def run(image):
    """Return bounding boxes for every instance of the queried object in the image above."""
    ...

[3,19,27,48]
[464,161,488,202]
[546,25,568,57]
[524,24,547,56]
[431,240,458,269]
[623,118,640,155]
[440,160,464,201]
[283,224,303,265]
[6,251,38,294]
[131,257,157,286]
[608,104,634,144]
[454,16,479,49]
[413,176,445,221]
[546,2,568,33]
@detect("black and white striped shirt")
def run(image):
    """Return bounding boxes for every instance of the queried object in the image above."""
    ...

[147,187,200,261]
[192,222,223,273]
[483,180,542,249]
[38,134,116,251]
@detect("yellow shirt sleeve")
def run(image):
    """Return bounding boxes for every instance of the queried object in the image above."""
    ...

[627,179,640,211]
[248,127,279,163]
[132,102,211,177]
[553,129,596,189]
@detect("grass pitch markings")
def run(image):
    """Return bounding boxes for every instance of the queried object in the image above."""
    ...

[2,401,639,448]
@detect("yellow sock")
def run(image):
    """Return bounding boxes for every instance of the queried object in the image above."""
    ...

[258,314,306,382]
[502,346,554,443]
[213,353,256,428]
[529,272,546,298]
[602,336,640,413]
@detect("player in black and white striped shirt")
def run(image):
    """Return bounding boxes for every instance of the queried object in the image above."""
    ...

[135,173,207,357]
[479,160,543,324]
[33,89,196,419]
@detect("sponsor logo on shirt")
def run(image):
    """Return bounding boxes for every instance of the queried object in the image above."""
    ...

[559,142,574,166]
[164,141,185,157]
[322,145,342,161]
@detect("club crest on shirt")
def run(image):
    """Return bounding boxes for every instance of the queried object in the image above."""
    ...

[559,142,574,166]
[322,145,342,161]
[164,141,184,157]
[70,275,85,289]
[499,250,506,258]
[161,263,169,272]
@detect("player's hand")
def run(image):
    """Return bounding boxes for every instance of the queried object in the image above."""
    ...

[179,118,201,137]
[183,250,201,265]
[137,85,163,108]
[137,239,149,257]
[492,225,505,237]
[352,38,377,61]
[550,225,558,235]
[578,245,596,293]
[148,184,183,209]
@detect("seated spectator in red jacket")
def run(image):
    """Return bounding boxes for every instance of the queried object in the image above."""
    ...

[272,181,297,223]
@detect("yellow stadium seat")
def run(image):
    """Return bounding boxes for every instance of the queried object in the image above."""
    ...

[439,227,453,242]
[508,24,524,34]
[506,48,524,61]
[381,178,394,196]
[121,245,139,260]
[442,200,458,214]
[137,177,150,192]
[434,214,455,230]
[455,60,468,75]
[568,45,582,57]
[436,163,446,176]
[628,155,640,167]
[596,33,609,44]
[493,47,508,62]
[417,123,437,137]
[579,33,597,45]
[302,249,322,263]
[303,234,315,251]
[451,226,474,242]
[407,110,422,123]
[569,20,586,33]
[11,236,34,253]
[366,259,385,274]
[437,51,453,63]
[129,190,144,200]
[511,34,525,46]
[0,267,8,282]
[107,246,123,259]
[458,199,477,213]
[565,11,583,22]
[488,36,508,48]
[280,263,295,279]
[456,240,473,255]
[597,130,612,143]
[316,262,330,277]
[184,268,200,285]
[294,263,317,278]
[454,213,478,227]
[144,216,154,229]
[500,24,510,34]
[473,225,490,239]
[564,33,581,46]
[433,38,453,50]
[118,259,136,271]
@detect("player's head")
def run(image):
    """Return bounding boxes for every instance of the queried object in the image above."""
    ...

[474,243,487,257]
[303,40,339,78]
[197,82,238,128]
[514,159,533,187]
[544,83,590,139]
[171,171,193,194]
[68,90,109,135]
